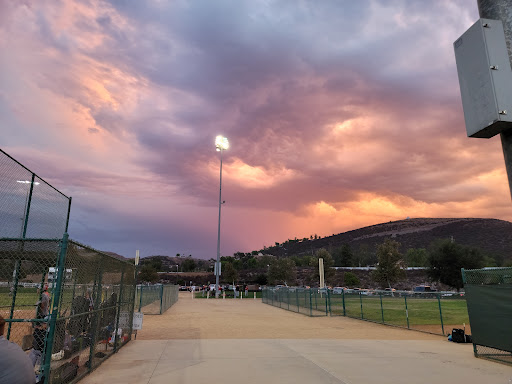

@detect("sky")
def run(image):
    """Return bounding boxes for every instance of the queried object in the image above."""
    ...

[1,0,511,260]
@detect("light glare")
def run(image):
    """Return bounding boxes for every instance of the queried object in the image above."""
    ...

[215,135,229,150]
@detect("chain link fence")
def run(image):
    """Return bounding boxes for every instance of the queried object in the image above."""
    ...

[135,284,179,315]
[463,267,512,365]
[330,289,468,335]
[0,149,72,239]
[263,287,469,336]
[0,235,136,383]
[261,287,329,316]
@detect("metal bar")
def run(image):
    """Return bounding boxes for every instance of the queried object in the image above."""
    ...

[296,288,299,312]
[6,259,21,340]
[404,294,410,329]
[160,284,164,314]
[114,266,125,353]
[380,293,385,324]
[22,173,35,238]
[0,149,70,198]
[342,289,346,316]
[138,286,143,312]
[89,260,104,372]
[215,149,224,298]
[359,292,363,319]
[65,196,72,233]
[42,233,69,384]
[325,288,329,316]
[287,288,290,311]
[309,288,313,317]
[437,293,445,336]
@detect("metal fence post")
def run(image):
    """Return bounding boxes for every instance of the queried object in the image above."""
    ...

[64,196,72,233]
[404,294,410,329]
[296,288,299,312]
[380,292,385,324]
[160,284,164,315]
[342,289,346,316]
[326,289,330,315]
[89,260,104,372]
[437,293,445,335]
[309,288,313,316]
[138,285,143,312]
[114,266,125,353]
[287,289,290,311]
[359,292,363,319]
[6,259,21,340]
[42,233,69,384]
[22,173,36,238]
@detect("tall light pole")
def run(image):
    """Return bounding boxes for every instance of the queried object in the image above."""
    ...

[215,135,229,298]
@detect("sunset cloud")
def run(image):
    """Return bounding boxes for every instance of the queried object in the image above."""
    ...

[2,0,511,258]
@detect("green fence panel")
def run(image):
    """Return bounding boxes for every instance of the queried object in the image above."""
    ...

[135,284,178,315]
[463,267,512,365]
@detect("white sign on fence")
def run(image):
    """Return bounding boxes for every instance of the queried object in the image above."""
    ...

[119,311,144,330]
[133,312,143,330]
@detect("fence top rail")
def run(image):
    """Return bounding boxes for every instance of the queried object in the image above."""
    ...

[0,237,63,241]
[68,238,135,267]
[265,286,464,297]
[0,148,70,199]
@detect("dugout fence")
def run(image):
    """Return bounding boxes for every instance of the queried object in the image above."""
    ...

[0,235,136,384]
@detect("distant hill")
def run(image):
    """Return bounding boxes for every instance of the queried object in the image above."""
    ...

[265,218,512,264]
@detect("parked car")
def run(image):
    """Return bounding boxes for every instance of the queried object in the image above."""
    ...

[414,285,436,292]
[332,287,345,295]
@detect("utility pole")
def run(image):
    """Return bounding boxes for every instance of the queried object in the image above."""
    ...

[477,0,512,197]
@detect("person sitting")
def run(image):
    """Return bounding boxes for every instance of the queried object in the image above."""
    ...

[0,314,36,384]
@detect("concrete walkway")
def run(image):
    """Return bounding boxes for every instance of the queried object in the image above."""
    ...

[80,293,512,384]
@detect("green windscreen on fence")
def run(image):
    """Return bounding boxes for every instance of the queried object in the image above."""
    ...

[463,267,512,365]
[464,284,512,352]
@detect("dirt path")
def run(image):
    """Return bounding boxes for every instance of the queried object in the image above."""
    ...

[136,292,442,340]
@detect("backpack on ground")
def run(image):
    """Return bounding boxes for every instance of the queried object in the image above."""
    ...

[451,328,466,343]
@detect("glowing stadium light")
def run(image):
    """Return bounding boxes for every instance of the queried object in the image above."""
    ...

[215,135,229,151]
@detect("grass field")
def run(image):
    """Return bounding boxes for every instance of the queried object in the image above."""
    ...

[263,290,469,335]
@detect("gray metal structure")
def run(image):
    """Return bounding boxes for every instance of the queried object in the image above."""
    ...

[477,0,512,197]
[454,19,512,138]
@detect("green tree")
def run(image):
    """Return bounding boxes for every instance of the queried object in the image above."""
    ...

[138,265,159,283]
[405,248,427,267]
[356,243,377,266]
[427,239,485,290]
[371,239,406,288]
[344,272,360,287]
[268,258,296,285]
[222,261,239,283]
[255,273,268,285]
[181,258,196,272]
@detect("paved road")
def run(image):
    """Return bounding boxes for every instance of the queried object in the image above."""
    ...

[81,293,512,384]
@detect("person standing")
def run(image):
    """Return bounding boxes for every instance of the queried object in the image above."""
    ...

[0,314,36,384]
[29,284,50,367]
